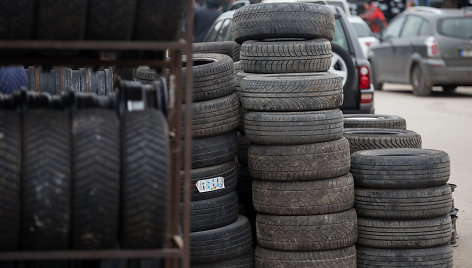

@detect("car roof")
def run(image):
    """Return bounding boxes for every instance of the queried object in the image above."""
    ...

[261,0,328,4]
[403,6,470,18]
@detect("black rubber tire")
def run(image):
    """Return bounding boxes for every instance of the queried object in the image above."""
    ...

[183,53,235,102]
[239,72,343,112]
[233,43,241,62]
[237,134,250,167]
[350,148,450,189]
[244,109,344,145]
[133,0,185,41]
[0,1,35,39]
[193,41,235,59]
[255,246,357,268]
[344,114,407,130]
[72,109,120,249]
[0,110,21,251]
[135,66,158,81]
[121,110,169,249]
[183,93,240,138]
[357,244,454,268]
[411,65,432,96]
[248,137,350,181]
[256,209,357,251]
[22,109,71,250]
[191,250,255,268]
[185,131,238,169]
[343,128,422,154]
[355,184,452,220]
[182,160,238,201]
[191,215,253,263]
[238,167,253,205]
[240,39,332,74]
[86,0,137,40]
[36,0,87,40]
[234,61,242,75]
[357,214,452,249]
[253,173,354,216]
[232,3,335,44]
[330,43,356,89]
[189,191,239,232]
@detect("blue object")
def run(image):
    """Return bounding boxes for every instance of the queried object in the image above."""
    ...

[0,66,28,94]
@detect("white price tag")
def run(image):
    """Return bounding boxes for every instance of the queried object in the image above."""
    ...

[196,177,225,193]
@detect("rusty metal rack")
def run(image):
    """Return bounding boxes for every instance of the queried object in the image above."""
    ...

[0,0,193,267]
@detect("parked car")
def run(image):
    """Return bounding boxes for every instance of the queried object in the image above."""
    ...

[369,6,472,96]
[348,15,380,58]
[203,3,374,113]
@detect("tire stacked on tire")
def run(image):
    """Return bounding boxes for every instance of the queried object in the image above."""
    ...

[181,53,254,267]
[232,3,357,267]
[449,183,459,247]
[352,148,454,267]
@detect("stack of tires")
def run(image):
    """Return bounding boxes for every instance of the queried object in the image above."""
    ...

[182,53,254,267]
[449,183,459,247]
[352,148,454,267]
[233,3,357,267]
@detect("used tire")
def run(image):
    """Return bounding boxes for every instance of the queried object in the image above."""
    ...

[192,250,255,268]
[72,109,120,249]
[357,244,453,268]
[87,0,137,40]
[191,215,253,263]
[183,93,240,138]
[135,66,158,82]
[185,131,238,169]
[256,209,357,251]
[193,41,235,59]
[344,114,407,129]
[343,128,422,154]
[232,3,335,44]
[189,191,239,232]
[249,137,350,181]
[122,110,169,249]
[183,53,235,102]
[253,173,354,216]
[357,215,452,249]
[255,246,356,268]
[239,72,343,112]
[350,148,450,189]
[23,109,71,250]
[240,39,332,74]
[0,110,21,250]
[244,109,344,145]
[355,184,452,220]
[233,43,241,62]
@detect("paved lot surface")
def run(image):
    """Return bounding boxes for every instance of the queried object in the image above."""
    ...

[374,84,472,268]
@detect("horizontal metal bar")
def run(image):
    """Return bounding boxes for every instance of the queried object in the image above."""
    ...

[0,249,183,261]
[0,58,171,68]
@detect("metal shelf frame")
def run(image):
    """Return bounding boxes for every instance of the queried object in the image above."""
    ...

[0,0,194,267]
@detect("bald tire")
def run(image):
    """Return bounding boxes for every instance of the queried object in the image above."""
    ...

[239,72,343,112]
[191,215,253,263]
[87,0,137,40]
[0,110,21,250]
[191,249,254,268]
[343,128,422,154]
[23,109,71,250]
[357,244,454,268]
[240,39,332,74]
[248,137,350,181]
[244,109,344,145]
[184,131,238,169]
[189,191,239,232]
[183,93,240,138]
[343,114,407,130]
[357,215,452,249]
[232,3,335,44]
[255,246,356,268]
[355,184,452,220]
[252,173,354,215]
[350,148,450,189]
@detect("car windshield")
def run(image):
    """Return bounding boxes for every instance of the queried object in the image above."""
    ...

[351,22,372,37]
[437,17,472,39]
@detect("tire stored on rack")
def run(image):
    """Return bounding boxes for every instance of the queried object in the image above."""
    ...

[72,109,120,249]
[191,250,255,268]
[0,110,21,250]
[240,39,332,74]
[121,110,169,249]
[184,131,238,169]
[86,0,137,40]
[232,3,335,44]
[344,114,407,129]
[189,191,239,232]
[192,41,236,59]
[23,109,71,250]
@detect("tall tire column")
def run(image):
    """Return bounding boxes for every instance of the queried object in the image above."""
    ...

[233,3,356,267]
[351,149,454,267]
[182,54,254,267]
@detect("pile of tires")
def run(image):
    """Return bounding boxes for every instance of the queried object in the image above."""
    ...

[352,148,454,267]
[233,3,357,267]
[182,53,254,267]
[449,183,459,247]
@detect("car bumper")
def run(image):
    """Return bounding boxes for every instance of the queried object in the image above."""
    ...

[421,59,472,86]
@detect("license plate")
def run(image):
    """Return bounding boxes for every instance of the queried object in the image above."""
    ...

[459,49,472,57]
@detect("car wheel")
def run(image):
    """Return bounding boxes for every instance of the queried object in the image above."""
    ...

[442,85,457,93]
[411,65,432,96]
[330,43,355,89]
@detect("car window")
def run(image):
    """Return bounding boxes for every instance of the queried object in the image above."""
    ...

[334,18,350,52]
[382,16,406,40]
[401,16,423,38]
[205,19,223,42]
[418,20,433,36]
[215,19,232,41]
[351,21,372,37]
[437,17,472,39]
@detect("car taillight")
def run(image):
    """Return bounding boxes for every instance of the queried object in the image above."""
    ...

[426,36,441,57]
[358,65,370,90]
